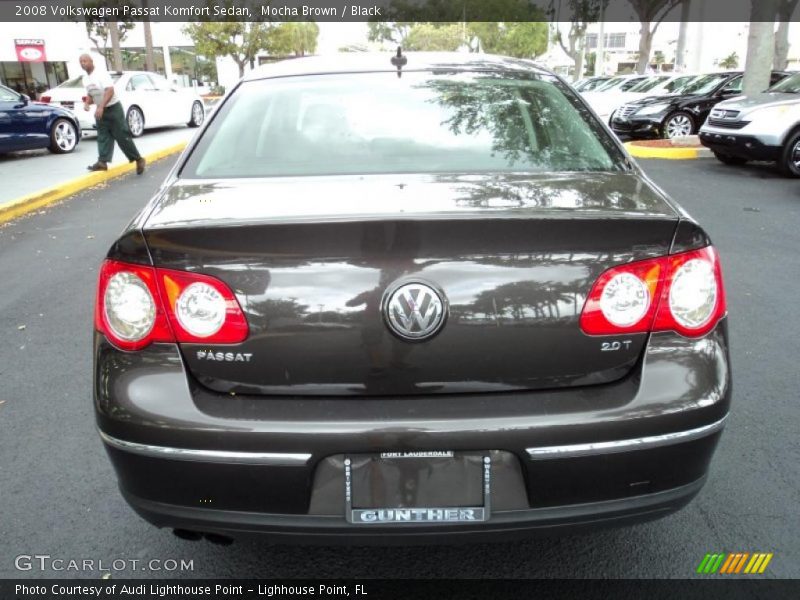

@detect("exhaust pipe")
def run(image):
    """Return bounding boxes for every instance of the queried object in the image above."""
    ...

[172,529,202,541]
[172,529,234,545]
[204,533,234,546]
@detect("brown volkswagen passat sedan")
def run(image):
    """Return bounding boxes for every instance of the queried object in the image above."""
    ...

[94,53,730,543]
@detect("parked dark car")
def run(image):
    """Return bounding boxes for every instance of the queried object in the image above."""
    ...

[94,53,731,543]
[611,71,789,139]
[0,83,80,154]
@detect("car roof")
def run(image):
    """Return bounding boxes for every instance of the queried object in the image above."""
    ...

[109,71,155,77]
[242,52,555,82]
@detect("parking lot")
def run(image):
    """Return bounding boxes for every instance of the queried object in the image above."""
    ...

[0,153,798,579]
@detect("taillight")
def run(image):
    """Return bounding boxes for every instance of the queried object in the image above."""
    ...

[652,246,726,337]
[580,246,725,338]
[39,95,51,103]
[95,260,248,351]
[95,261,173,351]
[158,268,249,344]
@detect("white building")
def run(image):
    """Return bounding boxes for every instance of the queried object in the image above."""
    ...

[547,21,799,79]
[0,21,211,97]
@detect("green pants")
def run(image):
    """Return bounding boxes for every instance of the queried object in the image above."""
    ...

[96,102,141,163]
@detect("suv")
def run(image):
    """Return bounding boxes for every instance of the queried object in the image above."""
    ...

[699,71,800,176]
[611,71,789,139]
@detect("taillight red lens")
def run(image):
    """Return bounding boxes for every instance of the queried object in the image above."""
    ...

[580,246,726,338]
[39,95,51,103]
[95,260,249,350]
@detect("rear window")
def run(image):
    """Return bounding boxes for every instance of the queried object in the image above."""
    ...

[629,76,668,93]
[182,71,624,179]
[681,74,731,95]
[769,72,800,93]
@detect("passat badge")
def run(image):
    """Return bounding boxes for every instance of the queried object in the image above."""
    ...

[384,282,446,341]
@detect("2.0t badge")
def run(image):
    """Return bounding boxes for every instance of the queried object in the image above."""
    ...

[384,282,447,341]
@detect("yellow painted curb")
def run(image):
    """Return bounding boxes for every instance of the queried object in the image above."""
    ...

[625,141,700,160]
[0,141,187,225]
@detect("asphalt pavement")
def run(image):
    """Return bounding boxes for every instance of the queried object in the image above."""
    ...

[0,156,798,579]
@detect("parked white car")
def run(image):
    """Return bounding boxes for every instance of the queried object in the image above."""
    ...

[584,74,650,95]
[41,71,205,137]
[584,73,699,123]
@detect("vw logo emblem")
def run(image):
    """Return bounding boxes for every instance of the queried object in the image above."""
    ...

[384,282,446,341]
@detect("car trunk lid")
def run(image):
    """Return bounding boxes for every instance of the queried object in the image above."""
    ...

[143,172,679,396]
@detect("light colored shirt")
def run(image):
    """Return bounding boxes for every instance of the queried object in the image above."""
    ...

[82,69,119,107]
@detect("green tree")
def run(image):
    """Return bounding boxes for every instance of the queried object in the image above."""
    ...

[550,1,608,81]
[743,0,780,95]
[183,22,273,77]
[626,0,683,74]
[485,23,548,58]
[405,23,463,51]
[266,22,320,57]
[369,21,547,58]
[368,0,546,50]
[79,1,136,70]
[584,51,596,76]
[717,52,739,69]
[775,0,800,70]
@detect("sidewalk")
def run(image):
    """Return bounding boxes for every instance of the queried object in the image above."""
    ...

[0,127,195,207]
[0,127,195,225]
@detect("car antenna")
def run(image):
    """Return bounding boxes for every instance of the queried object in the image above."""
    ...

[391,46,407,78]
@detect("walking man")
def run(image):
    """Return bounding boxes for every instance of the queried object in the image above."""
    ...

[79,54,145,174]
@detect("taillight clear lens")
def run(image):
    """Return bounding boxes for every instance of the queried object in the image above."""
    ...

[103,272,156,341]
[600,272,650,327]
[668,258,717,328]
[175,282,226,337]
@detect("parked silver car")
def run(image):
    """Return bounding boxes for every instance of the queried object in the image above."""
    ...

[699,72,800,176]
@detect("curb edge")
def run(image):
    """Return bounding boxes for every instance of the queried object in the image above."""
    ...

[0,142,186,225]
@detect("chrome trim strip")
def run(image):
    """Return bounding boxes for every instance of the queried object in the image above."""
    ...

[526,415,728,460]
[98,431,311,466]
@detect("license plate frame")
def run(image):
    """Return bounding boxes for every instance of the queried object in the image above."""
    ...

[344,451,491,525]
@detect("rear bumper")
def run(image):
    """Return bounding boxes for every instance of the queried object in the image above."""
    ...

[95,320,731,540]
[698,131,781,161]
[119,475,708,544]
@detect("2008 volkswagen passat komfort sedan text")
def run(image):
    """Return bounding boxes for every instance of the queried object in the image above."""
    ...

[94,53,731,543]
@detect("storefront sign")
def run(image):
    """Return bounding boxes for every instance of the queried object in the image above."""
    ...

[15,39,47,62]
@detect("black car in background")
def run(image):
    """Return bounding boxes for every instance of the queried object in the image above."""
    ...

[0,83,80,154]
[94,53,731,543]
[611,71,789,139]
